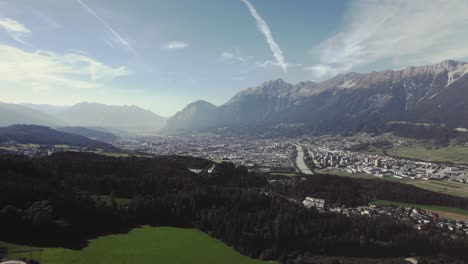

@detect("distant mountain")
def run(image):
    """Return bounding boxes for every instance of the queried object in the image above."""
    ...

[56,102,166,134]
[0,102,63,127]
[164,60,468,135]
[0,125,116,150]
[163,100,217,132]
[20,103,70,116]
[55,126,118,142]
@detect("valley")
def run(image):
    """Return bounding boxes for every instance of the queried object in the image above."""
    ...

[3,1,468,263]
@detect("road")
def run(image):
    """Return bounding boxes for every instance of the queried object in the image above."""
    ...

[294,144,313,175]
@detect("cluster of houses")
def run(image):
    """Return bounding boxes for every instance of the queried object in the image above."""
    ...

[302,197,468,239]
[300,135,468,183]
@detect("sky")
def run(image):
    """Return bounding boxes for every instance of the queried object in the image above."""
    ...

[1,0,468,117]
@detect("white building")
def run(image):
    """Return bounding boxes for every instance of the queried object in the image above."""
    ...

[303,197,326,211]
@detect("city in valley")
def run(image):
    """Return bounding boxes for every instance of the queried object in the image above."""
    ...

[111,134,468,184]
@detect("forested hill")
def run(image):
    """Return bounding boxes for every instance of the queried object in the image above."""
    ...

[1,152,468,263]
[0,125,117,150]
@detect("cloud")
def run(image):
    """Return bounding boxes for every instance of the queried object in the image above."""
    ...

[306,0,468,78]
[256,60,301,69]
[0,44,131,90]
[220,51,246,62]
[241,0,288,73]
[163,41,190,50]
[0,18,31,43]
[76,0,136,55]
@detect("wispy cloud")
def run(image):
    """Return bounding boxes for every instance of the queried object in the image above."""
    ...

[256,60,301,69]
[0,44,131,90]
[0,18,31,43]
[241,0,288,73]
[163,41,190,50]
[220,51,246,62]
[76,0,136,55]
[306,0,468,78]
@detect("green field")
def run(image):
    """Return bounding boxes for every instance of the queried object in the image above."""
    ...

[270,172,300,177]
[2,227,269,264]
[0,241,43,261]
[408,180,468,198]
[372,200,468,216]
[380,179,468,199]
[91,195,131,206]
[392,145,468,164]
[97,152,130,157]
[324,168,468,198]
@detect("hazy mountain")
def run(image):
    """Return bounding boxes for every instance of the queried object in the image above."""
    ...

[0,125,116,150]
[163,100,218,132]
[164,60,468,134]
[57,102,166,134]
[55,126,118,142]
[0,102,64,127]
[20,103,70,116]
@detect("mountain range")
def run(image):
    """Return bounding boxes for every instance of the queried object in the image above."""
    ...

[1,102,166,135]
[55,102,166,134]
[3,60,468,137]
[164,60,468,135]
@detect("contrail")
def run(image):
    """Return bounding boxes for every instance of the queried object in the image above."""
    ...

[241,0,288,73]
[77,0,135,54]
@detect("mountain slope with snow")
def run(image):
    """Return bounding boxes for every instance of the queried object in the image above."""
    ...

[164,60,468,134]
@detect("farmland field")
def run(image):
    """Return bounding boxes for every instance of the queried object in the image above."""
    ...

[372,200,468,221]
[409,180,468,198]
[326,169,468,199]
[270,172,300,177]
[382,179,468,199]
[391,145,468,164]
[2,227,269,264]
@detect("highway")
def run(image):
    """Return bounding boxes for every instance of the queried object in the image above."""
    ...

[294,144,313,175]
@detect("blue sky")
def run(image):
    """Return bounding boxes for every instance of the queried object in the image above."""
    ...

[1,0,468,116]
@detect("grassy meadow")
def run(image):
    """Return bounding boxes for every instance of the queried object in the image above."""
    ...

[1,227,269,264]
[391,145,468,164]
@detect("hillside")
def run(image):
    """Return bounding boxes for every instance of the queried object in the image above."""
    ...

[164,60,468,136]
[0,125,116,150]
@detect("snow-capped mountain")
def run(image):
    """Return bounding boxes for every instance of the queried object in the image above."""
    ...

[164,60,468,134]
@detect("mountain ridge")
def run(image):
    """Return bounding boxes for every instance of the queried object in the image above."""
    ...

[164,60,468,135]
[14,102,167,134]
